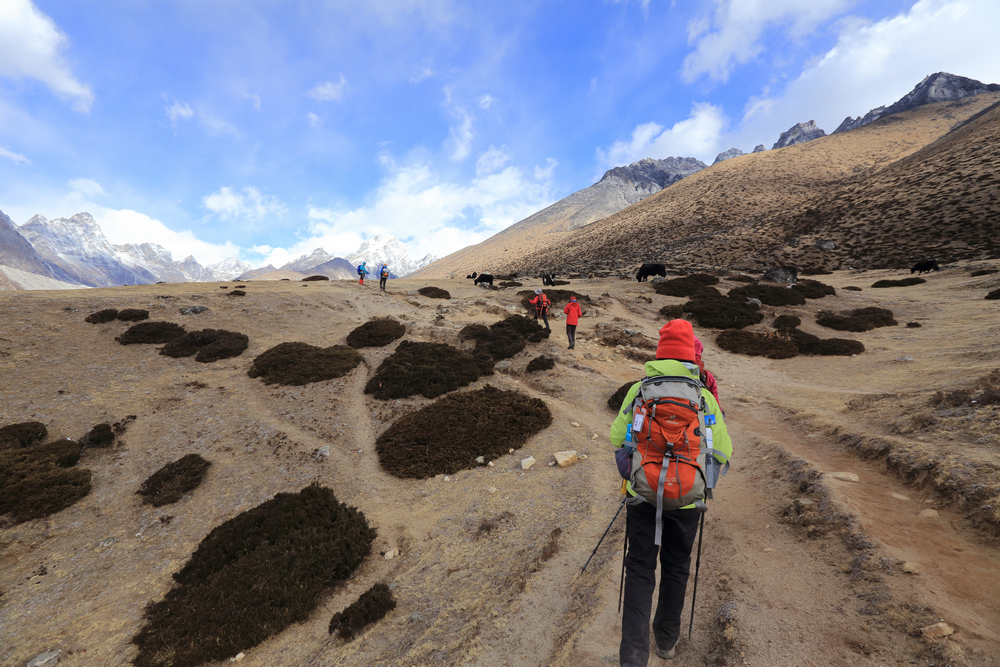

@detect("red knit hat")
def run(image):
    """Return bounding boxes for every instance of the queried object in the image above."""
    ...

[656,319,696,361]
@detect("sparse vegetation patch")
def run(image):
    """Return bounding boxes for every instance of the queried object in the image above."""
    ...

[0,439,91,524]
[137,454,212,506]
[227,289,246,297]
[85,308,118,323]
[816,307,896,332]
[248,342,362,386]
[871,277,926,288]
[526,355,555,372]
[608,381,637,412]
[461,315,550,362]
[365,341,487,399]
[375,385,551,478]
[728,284,806,307]
[773,315,802,329]
[346,317,406,348]
[81,423,115,448]
[683,295,764,329]
[159,329,249,362]
[658,304,684,319]
[971,269,999,277]
[116,321,187,345]
[0,421,47,450]
[986,289,1000,300]
[785,328,865,356]
[653,275,721,298]
[328,582,397,640]
[418,286,450,299]
[117,309,150,322]
[716,330,799,359]
[131,484,375,667]
[791,279,836,299]
[302,275,329,281]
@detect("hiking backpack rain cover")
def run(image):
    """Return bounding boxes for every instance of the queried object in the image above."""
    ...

[625,374,709,544]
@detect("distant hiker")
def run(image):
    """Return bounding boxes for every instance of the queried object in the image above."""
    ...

[379,264,389,291]
[530,288,550,329]
[693,336,721,407]
[563,296,582,349]
[357,262,369,286]
[611,319,732,667]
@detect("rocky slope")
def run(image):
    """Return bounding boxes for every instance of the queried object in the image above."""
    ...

[773,120,826,149]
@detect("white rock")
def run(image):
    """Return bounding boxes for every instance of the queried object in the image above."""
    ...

[488,461,495,467]
[579,454,588,460]
[891,492,910,501]
[592,433,599,440]
[27,652,61,667]
[475,456,485,464]
[554,450,579,467]
[825,472,860,483]
[487,487,497,494]
[918,508,939,519]
[384,548,398,560]
[313,446,330,461]
[521,456,536,470]
[231,652,246,663]
[509,448,515,454]
[571,421,581,427]
[443,476,451,482]
[901,562,920,574]
[547,461,556,466]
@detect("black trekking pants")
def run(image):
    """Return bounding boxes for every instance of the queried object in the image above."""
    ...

[566,323,577,348]
[535,308,549,329]
[620,503,701,667]
[379,276,387,290]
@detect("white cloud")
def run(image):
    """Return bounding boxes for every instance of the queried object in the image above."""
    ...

[92,207,241,265]
[479,94,496,110]
[728,0,1000,151]
[448,108,474,161]
[682,0,854,83]
[0,145,29,164]
[476,145,511,176]
[165,100,194,124]
[264,160,554,264]
[307,112,321,127]
[68,178,107,197]
[597,102,727,167]
[203,186,286,221]
[308,74,349,102]
[410,64,436,84]
[534,158,558,181]
[0,0,93,111]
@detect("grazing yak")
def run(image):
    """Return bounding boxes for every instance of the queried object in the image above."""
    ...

[636,263,667,282]
[466,272,478,279]
[474,273,494,286]
[911,259,940,275]
[541,272,557,286]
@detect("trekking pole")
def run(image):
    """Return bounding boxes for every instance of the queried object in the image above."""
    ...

[688,509,705,639]
[618,520,628,614]
[581,496,626,573]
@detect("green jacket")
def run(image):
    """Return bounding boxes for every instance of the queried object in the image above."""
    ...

[610,359,733,505]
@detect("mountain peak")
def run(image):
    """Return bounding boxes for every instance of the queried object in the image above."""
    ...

[345,234,436,276]
[773,121,826,149]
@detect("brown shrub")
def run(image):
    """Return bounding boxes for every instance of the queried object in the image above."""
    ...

[653,275,722,298]
[608,381,637,412]
[786,328,865,356]
[791,279,836,299]
[728,284,806,307]
[227,289,247,296]
[118,309,150,322]
[843,286,863,291]
[871,277,925,288]
[800,267,833,275]
[248,342,362,386]
[498,281,523,287]
[0,439,91,524]
[418,286,450,299]
[540,527,561,562]
[85,308,119,323]
[971,269,999,277]
[302,275,330,281]
[461,315,549,362]
[328,582,396,640]
[727,274,757,283]
[930,369,1000,407]
[526,355,555,372]
[658,304,684,319]
[773,315,801,329]
[716,330,799,359]
[137,454,212,506]
[365,341,486,399]
[375,385,551,478]
[116,321,187,345]
[0,421,47,450]
[160,329,249,362]
[986,289,1000,300]
[81,423,115,448]
[346,317,406,348]
[816,307,896,332]
[131,484,375,667]
[683,296,763,329]
[906,322,922,328]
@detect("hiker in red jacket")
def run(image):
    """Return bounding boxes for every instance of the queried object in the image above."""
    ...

[529,289,551,330]
[563,296,582,349]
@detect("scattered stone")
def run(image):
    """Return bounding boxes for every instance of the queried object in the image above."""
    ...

[763,548,774,553]
[487,487,497,494]
[180,305,210,315]
[230,652,246,663]
[487,461,494,467]
[897,356,915,362]
[570,421,581,427]
[825,472,860,483]
[547,461,556,466]
[584,352,595,360]
[920,622,954,640]
[521,456,536,470]
[579,454,588,460]
[901,562,920,574]
[890,492,910,501]
[918,508,939,519]
[313,446,330,461]
[793,498,815,511]
[409,612,425,623]
[475,456,485,464]
[704,654,721,664]
[592,433,599,440]
[383,548,398,560]
[443,476,451,482]
[554,450,579,467]
[27,651,61,667]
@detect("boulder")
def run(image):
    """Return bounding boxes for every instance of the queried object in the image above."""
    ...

[521,456,536,470]
[554,450,579,467]
[920,622,954,640]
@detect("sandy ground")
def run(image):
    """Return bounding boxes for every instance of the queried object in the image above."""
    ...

[1,268,998,667]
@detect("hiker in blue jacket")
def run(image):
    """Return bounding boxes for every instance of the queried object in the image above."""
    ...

[610,319,733,666]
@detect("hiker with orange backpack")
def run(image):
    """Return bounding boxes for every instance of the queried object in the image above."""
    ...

[610,319,732,666]
[529,288,551,329]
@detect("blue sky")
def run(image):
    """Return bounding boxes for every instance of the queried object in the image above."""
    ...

[1,0,998,268]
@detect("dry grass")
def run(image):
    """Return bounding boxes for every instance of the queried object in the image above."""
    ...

[716,329,799,359]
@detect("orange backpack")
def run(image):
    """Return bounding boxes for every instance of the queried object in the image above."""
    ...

[624,374,710,544]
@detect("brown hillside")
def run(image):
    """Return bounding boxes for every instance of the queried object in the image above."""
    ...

[416,92,1000,279]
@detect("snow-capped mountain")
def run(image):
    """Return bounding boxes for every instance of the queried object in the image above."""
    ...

[279,248,334,272]
[345,233,437,277]
[205,257,256,281]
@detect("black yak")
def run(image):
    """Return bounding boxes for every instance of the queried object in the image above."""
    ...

[911,259,940,275]
[474,273,494,286]
[466,272,478,279]
[541,272,557,286]
[636,263,666,282]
